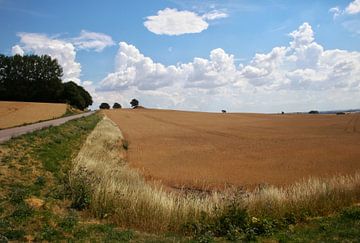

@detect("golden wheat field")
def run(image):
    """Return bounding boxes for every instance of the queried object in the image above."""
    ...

[0,101,67,129]
[104,109,360,190]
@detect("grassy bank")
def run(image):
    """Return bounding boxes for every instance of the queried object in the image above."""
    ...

[0,113,130,241]
[70,116,360,241]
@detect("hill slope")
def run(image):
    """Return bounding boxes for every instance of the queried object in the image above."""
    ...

[105,109,360,189]
[0,101,67,129]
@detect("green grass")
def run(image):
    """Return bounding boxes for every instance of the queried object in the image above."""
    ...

[265,206,360,242]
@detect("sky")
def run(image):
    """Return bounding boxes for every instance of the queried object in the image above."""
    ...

[1,0,360,113]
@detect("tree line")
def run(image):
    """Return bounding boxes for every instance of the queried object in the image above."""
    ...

[0,54,92,110]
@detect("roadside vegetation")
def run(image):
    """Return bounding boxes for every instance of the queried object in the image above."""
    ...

[0,112,359,241]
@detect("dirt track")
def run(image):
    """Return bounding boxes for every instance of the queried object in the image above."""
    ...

[0,101,67,129]
[105,109,360,189]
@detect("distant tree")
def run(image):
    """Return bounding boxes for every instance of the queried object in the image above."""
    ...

[221,110,226,113]
[309,110,319,114]
[99,103,110,109]
[130,98,139,108]
[62,81,93,110]
[0,54,64,102]
[113,102,122,109]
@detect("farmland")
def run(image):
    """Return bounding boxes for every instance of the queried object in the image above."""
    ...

[0,101,67,129]
[104,109,360,190]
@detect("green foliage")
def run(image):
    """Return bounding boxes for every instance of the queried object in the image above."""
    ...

[113,102,122,109]
[9,187,28,204]
[130,98,139,108]
[10,203,33,222]
[99,102,110,109]
[0,54,93,110]
[70,174,91,210]
[184,201,284,241]
[341,206,360,220]
[3,229,25,240]
[59,214,78,232]
[0,54,63,102]
[34,176,46,187]
[268,206,360,242]
[62,81,92,110]
[39,225,62,241]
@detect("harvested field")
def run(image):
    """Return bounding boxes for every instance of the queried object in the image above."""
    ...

[104,109,360,189]
[0,101,67,129]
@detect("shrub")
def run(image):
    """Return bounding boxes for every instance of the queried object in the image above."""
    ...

[99,103,110,109]
[309,110,319,114]
[113,103,122,109]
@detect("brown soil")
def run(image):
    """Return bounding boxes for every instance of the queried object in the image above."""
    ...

[104,109,360,189]
[0,101,67,129]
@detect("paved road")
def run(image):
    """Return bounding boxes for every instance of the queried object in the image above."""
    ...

[0,111,96,143]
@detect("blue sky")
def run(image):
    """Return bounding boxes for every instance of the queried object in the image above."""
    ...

[1,0,360,112]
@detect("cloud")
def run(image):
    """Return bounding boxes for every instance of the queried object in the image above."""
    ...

[15,32,82,84]
[346,0,360,14]
[12,30,114,84]
[202,10,228,20]
[96,22,360,112]
[72,30,115,52]
[144,8,228,35]
[330,0,360,18]
[99,42,182,91]
[239,22,360,91]
[329,7,342,19]
[11,45,24,56]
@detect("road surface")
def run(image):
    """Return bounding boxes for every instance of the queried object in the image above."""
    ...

[0,111,96,143]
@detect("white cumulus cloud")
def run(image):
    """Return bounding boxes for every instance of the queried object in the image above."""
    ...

[12,30,114,84]
[144,8,228,35]
[96,22,360,112]
[11,45,24,56]
[15,32,82,84]
[346,0,360,14]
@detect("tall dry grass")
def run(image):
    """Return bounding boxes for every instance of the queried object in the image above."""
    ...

[70,116,360,233]
[70,117,222,232]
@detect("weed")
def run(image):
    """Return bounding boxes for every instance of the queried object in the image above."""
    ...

[70,170,92,210]
[341,206,360,220]
[59,214,78,232]
[106,229,134,242]
[9,186,28,204]
[39,225,62,241]
[10,203,33,222]
[3,229,25,240]
[34,176,46,187]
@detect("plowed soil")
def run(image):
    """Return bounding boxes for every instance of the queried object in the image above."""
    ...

[0,101,67,129]
[105,109,360,189]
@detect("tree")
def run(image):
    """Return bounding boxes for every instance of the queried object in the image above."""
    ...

[62,81,93,110]
[309,110,319,114]
[0,54,64,102]
[99,103,110,109]
[0,54,93,110]
[113,103,122,109]
[130,98,139,108]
